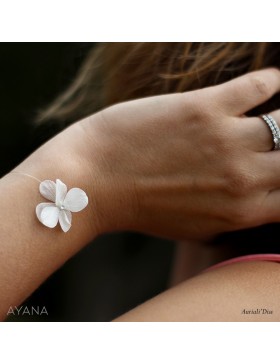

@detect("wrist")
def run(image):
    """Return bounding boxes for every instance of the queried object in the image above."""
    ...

[13,110,139,237]
[12,121,101,239]
[77,112,139,235]
[0,121,106,311]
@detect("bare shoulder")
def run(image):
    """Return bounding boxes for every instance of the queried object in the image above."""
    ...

[114,261,280,322]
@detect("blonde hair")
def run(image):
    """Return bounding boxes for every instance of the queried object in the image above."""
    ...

[38,42,280,125]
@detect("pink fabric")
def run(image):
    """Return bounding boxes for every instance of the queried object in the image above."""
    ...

[206,254,280,272]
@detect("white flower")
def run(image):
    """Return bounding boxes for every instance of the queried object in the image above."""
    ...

[36,179,88,232]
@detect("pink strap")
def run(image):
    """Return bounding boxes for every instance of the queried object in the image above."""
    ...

[205,254,280,272]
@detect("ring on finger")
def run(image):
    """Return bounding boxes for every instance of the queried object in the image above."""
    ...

[261,114,280,150]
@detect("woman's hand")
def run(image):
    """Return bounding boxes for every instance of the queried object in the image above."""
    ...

[1,68,279,317]
[81,68,280,240]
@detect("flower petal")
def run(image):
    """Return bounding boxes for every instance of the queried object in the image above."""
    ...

[36,202,56,223]
[39,180,56,202]
[59,210,72,232]
[55,179,67,206]
[63,188,88,212]
[39,205,60,228]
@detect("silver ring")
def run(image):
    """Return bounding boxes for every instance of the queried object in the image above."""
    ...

[261,114,280,150]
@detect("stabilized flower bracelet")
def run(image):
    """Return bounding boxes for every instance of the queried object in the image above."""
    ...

[11,172,89,233]
[36,178,88,232]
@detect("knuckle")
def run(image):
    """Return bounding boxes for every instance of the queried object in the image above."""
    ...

[188,91,220,122]
[211,122,236,154]
[249,76,271,99]
[224,162,257,197]
[190,103,210,123]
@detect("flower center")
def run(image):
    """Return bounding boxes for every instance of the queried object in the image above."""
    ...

[56,202,65,210]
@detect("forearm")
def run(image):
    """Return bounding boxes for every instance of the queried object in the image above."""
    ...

[1,68,280,320]
[0,119,103,319]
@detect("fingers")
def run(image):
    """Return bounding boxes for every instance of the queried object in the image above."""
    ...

[211,68,280,116]
[255,147,280,221]
[256,145,280,191]
[226,108,280,192]
[237,109,280,152]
